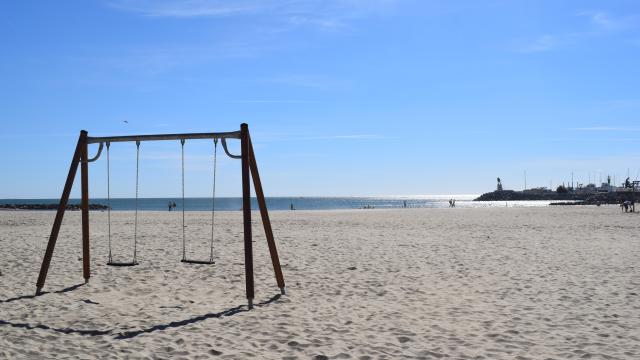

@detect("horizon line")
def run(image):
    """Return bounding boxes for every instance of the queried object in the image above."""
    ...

[0,194,482,200]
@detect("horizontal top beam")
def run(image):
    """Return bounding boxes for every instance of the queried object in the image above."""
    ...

[86,131,241,144]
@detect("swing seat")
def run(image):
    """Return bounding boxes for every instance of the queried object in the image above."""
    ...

[107,261,139,267]
[181,259,215,265]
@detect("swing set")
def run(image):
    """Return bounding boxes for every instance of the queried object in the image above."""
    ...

[35,124,285,309]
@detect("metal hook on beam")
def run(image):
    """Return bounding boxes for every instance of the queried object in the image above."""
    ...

[86,142,104,163]
[221,138,241,159]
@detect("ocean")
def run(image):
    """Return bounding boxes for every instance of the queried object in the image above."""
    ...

[0,196,557,211]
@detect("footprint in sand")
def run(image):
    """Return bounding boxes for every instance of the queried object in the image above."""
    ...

[398,336,412,343]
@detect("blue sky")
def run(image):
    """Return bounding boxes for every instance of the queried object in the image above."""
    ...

[1,0,640,198]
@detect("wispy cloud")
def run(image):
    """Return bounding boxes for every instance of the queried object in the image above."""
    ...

[109,0,263,17]
[327,134,385,139]
[224,99,318,104]
[254,133,391,142]
[603,99,640,109]
[86,42,265,76]
[516,10,640,53]
[579,10,640,31]
[261,74,351,90]
[97,1,398,78]
[569,126,640,132]
[108,0,397,30]
[547,137,640,143]
[518,34,563,53]
[0,132,78,139]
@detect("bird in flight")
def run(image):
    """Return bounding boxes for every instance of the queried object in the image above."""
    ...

[123,120,128,124]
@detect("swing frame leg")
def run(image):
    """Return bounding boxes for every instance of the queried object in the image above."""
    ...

[241,124,254,309]
[248,134,286,295]
[36,130,90,295]
[81,131,91,283]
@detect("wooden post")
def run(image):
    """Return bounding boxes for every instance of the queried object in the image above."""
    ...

[248,134,286,294]
[241,123,254,309]
[36,131,86,295]
[80,131,90,283]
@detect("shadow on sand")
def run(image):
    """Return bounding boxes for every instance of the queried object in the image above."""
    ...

[0,293,282,339]
[115,294,282,339]
[0,283,86,304]
[0,319,113,336]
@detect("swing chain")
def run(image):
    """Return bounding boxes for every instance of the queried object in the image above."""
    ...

[181,139,186,261]
[180,137,218,264]
[133,141,140,263]
[210,138,218,262]
[106,141,112,263]
[106,141,139,266]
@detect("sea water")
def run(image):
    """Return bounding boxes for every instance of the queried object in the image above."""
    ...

[0,196,557,211]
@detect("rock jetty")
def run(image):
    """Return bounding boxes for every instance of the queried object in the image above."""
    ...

[474,190,581,201]
[0,203,108,211]
[475,190,640,205]
[560,191,640,205]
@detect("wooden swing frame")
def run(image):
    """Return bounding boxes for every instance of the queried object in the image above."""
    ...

[35,123,285,309]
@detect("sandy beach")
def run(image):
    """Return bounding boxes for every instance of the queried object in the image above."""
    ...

[1,206,639,359]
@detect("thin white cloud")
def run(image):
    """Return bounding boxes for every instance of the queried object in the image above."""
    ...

[109,0,266,17]
[96,1,398,77]
[261,74,351,90]
[224,99,318,104]
[604,99,640,108]
[247,132,391,142]
[329,134,385,139]
[88,42,265,76]
[569,126,640,132]
[578,10,640,31]
[517,10,640,53]
[518,35,562,53]
[547,138,640,143]
[108,0,398,30]
[0,132,78,139]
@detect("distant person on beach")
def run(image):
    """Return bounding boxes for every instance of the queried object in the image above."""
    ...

[168,202,172,211]
[449,199,453,207]
[290,202,295,211]
[172,202,177,210]
[403,200,407,208]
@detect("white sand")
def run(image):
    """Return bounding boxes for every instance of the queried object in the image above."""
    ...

[1,207,639,359]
